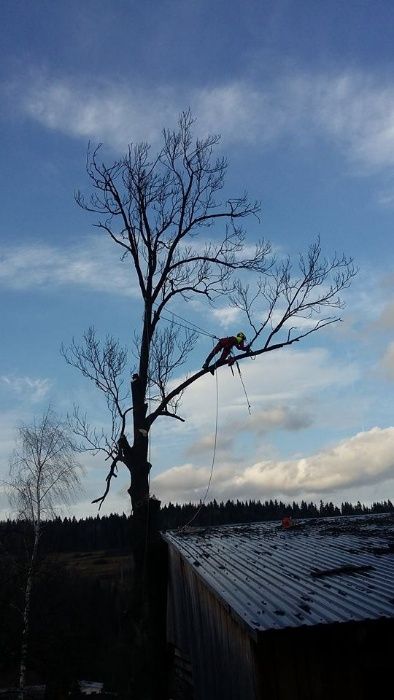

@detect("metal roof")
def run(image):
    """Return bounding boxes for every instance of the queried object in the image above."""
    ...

[164,514,394,634]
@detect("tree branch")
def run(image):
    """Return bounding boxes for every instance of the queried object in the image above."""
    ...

[91,455,120,510]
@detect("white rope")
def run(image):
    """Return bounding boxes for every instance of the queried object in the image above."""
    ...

[235,361,252,415]
[181,368,219,529]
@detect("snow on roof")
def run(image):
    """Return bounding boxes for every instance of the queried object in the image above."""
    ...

[164,513,394,634]
[79,680,104,695]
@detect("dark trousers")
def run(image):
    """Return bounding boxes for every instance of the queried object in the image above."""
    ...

[204,340,232,366]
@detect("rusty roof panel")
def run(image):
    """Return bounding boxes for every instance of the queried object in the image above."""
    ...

[163,514,394,634]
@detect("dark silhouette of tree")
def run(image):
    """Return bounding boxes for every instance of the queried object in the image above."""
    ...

[61,112,356,698]
[62,112,355,545]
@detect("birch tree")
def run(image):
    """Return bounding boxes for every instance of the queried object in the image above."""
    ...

[7,408,82,699]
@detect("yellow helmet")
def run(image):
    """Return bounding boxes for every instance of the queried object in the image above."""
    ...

[236,332,246,341]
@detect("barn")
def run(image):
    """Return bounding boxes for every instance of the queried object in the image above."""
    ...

[163,513,394,700]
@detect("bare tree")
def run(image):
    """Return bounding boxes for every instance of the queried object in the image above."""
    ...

[6,408,83,699]
[63,111,356,563]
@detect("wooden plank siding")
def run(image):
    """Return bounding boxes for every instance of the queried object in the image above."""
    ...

[167,541,394,700]
[255,618,393,700]
[167,545,258,700]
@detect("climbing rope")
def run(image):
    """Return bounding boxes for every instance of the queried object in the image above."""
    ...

[164,308,219,339]
[235,361,252,415]
[144,304,252,529]
[180,368,219,530]
[153,302,218,340]
[159,312,218,339]
[142,309,153,585]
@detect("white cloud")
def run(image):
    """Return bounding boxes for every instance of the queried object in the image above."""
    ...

[177,346,358,428]
[228,405,313,436]
[10,69,394,171]
[18,76,179,150]
[152,427,394,504]
[185,431,237,458]
[0,236,138,295]
[0,375,51,403]
[308,74,394,170]
[185,404,312,458]
[151,462,233,504]
[151,345,359,480]
[211,306,242,329]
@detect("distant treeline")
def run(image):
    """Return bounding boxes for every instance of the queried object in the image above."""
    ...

[0,498,392,553]
[161,497,394,529]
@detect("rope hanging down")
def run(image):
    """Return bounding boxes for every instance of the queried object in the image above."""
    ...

[180,368,219,530]
[142,311,152,584]
[235,361,252,415]
[146,305,251,530]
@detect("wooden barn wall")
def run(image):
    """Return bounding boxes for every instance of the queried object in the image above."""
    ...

[167,545,258,700]
[167,543,394,700]
[255,617,394,700]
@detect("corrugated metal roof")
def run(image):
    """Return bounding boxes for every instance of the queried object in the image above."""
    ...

[163,514,394,634]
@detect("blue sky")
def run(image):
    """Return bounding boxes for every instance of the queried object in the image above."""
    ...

[1,0,394,517]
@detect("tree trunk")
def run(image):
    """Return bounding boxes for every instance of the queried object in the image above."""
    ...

[19,523,40,699]
[127,374,151,568]
[117,374,168,699]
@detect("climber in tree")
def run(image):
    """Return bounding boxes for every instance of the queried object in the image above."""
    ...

[202,332,249,374]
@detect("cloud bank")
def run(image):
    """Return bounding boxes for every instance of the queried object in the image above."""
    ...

[177,346,358,429]
[186,405,313,458]
[152,427,394,504]
[1,375,52,403]
[0,236,138,295]
[10,69,394,171]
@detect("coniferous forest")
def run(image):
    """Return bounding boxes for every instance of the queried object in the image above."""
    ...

[0,498,392,697]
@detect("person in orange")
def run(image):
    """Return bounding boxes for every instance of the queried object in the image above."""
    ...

[202,332,249,374]
[282,515,292,529]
